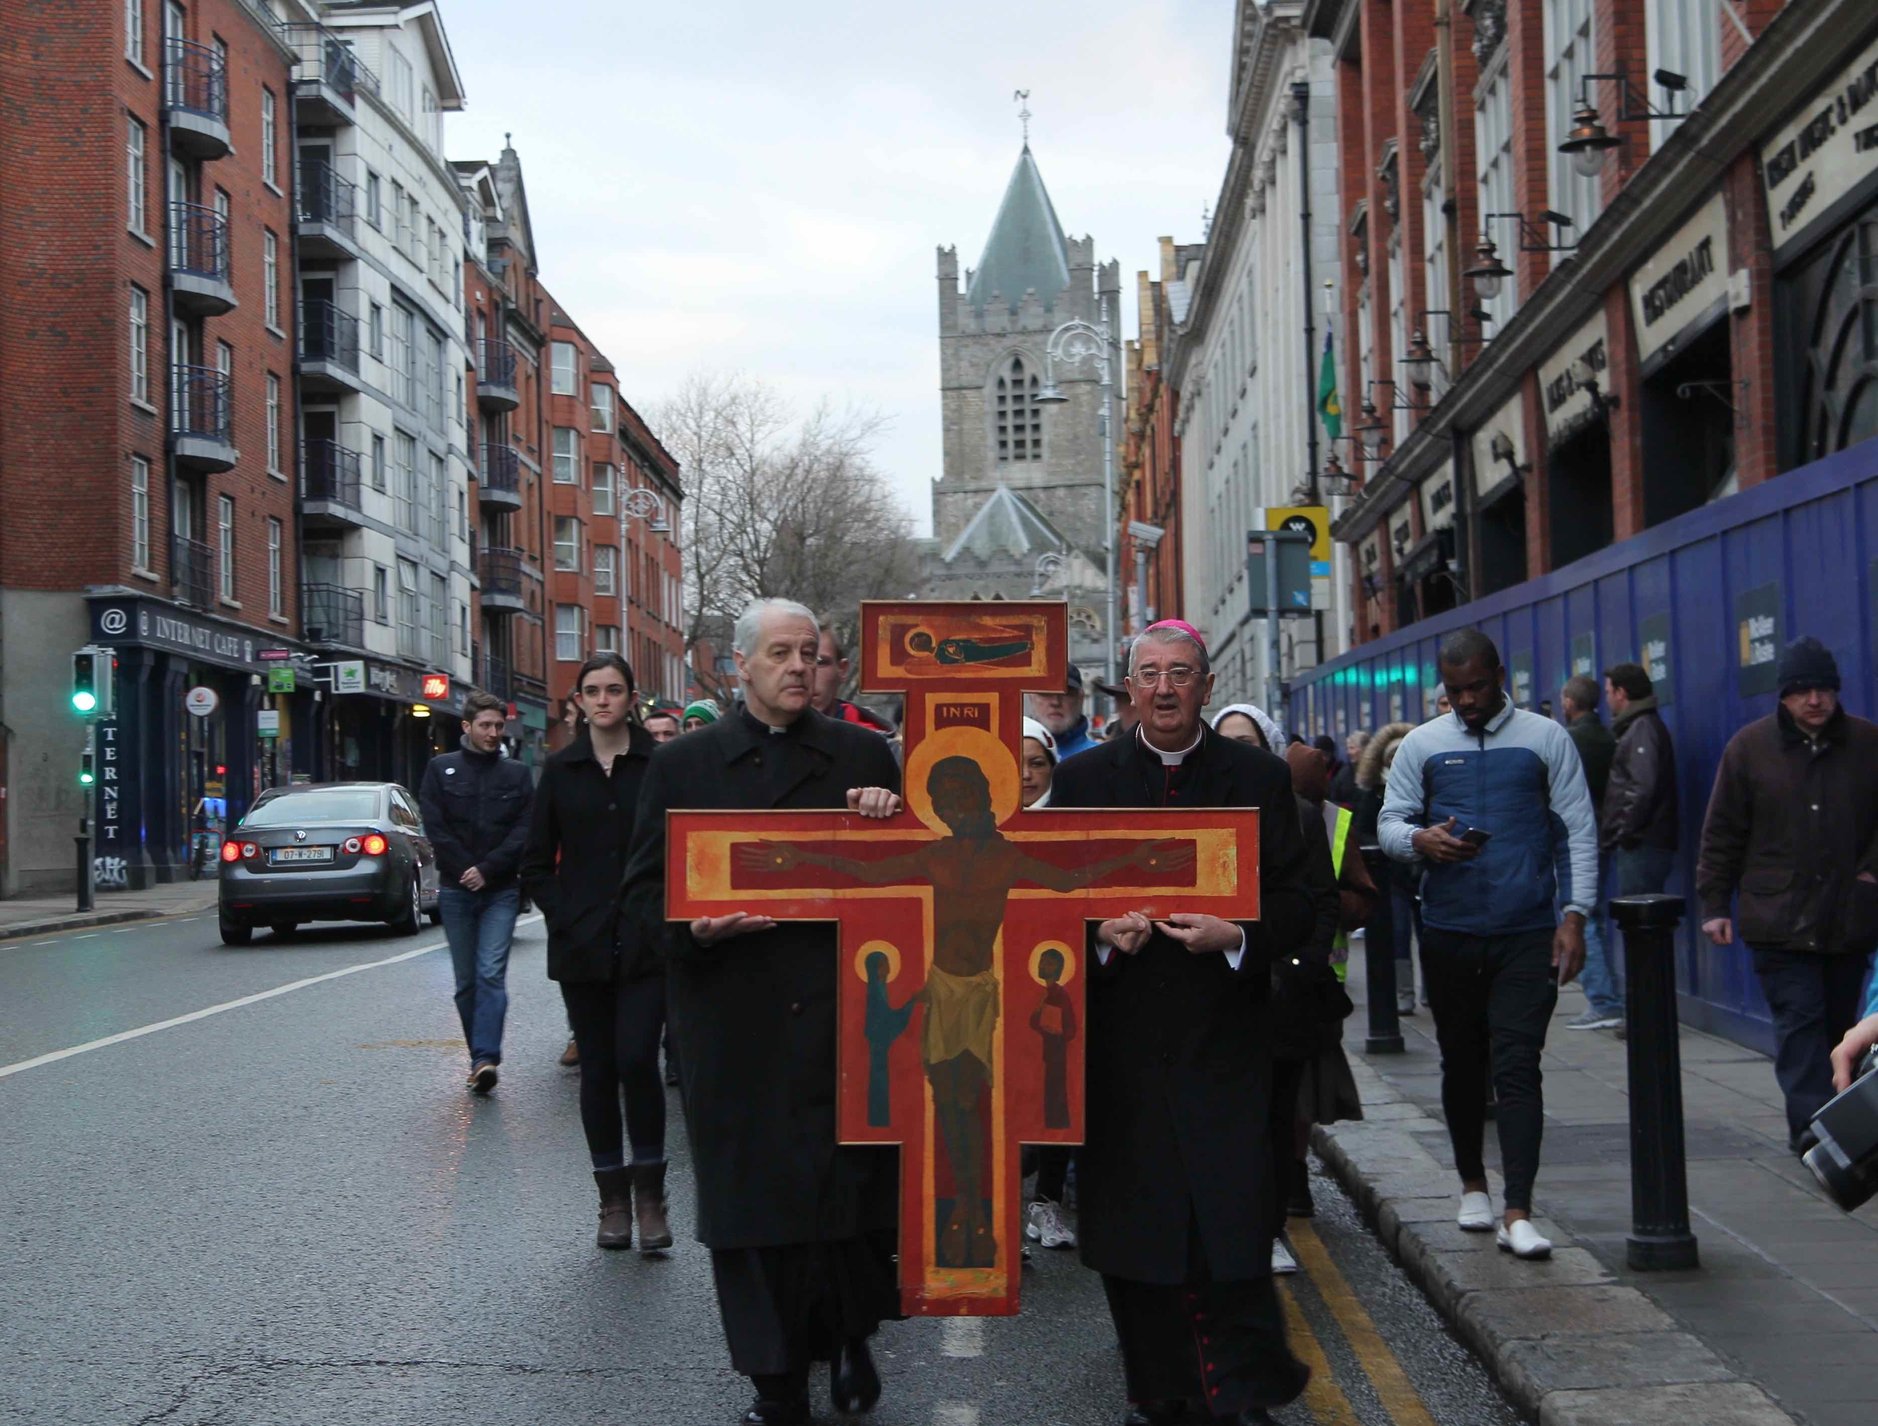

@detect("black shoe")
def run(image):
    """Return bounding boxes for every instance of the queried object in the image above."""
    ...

[1122,1404,1187,1426]
[830,1336,881,1414]
[1791,1127,1820,1158]
[468,1061,498,1094]
[741,1397,809,1426]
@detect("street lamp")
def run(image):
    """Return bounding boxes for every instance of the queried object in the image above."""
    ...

[1558,68,1688,177]
[1463,237,1513,301]
[1038,302,1119,685]
[1354,398,1389,462]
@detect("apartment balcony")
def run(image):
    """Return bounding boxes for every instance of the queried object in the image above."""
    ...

[164,38,230,160]
[172,536,213,610]
[169,365,236,471]
[301,582,365,648]
[296,158,360,261]
[475,339,519,411]
[284,24,378,128]
[301,439,365,530]
[167,202,235,316]
[478,547,526,614]
[478,443,523,511]
[299,298,364,395]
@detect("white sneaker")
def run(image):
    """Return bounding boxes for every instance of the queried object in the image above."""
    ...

[1496,1220,1553,1259]
[1025,1199,1076,1249]
[1272,1237,1299,1274]
[1457,1191,1495,1231]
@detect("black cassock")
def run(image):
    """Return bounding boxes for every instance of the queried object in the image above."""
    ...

[622,709,903,1378]
[1050,726,1331,1418]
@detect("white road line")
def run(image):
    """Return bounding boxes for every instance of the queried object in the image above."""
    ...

[0,939,447,1080]
[933,1405,980,1426]
[73,933,99,940]
[938,1316,985,1359]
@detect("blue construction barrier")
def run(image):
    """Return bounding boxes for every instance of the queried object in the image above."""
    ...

[1289,438,1878,1053]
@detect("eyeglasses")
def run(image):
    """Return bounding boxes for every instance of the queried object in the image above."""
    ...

[1128,667,1200,689]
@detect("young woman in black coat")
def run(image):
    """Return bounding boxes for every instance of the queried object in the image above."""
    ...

[520,653,670,1253]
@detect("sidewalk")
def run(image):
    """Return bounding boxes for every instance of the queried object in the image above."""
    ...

[1316,946,1878,1426]
[0,881,220,942]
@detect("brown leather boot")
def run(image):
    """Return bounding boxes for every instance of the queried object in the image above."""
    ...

[594,1167,632,1250]
[631,1160,673,1253]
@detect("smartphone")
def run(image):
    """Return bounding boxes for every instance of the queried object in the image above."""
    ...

[1459,827,1492,847]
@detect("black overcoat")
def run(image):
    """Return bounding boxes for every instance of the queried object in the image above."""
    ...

[1049,726,1330,1284]
[519,725,656,983]
[621,710,902,1250]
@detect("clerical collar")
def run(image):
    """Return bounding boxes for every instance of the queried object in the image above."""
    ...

[1137,726,1204,766]
[740,707,799,738]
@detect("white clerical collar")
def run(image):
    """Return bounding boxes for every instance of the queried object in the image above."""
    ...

[1137,726,1204,766]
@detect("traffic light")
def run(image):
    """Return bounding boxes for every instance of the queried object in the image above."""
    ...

[71,647,113,717]
[79,749,95,786]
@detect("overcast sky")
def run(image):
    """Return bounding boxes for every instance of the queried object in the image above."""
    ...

[442,0,1233,536]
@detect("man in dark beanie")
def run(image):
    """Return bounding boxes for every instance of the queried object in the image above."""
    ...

[1697,636,1878,1154]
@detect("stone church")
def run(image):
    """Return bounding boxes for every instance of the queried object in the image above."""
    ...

[922,143,1123,677]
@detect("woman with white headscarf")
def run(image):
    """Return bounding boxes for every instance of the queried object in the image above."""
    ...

[1212,702,1284,752]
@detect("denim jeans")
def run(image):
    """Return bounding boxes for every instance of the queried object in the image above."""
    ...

[1611,844,1675,899]
[439,885,520,1066]
[1750,946,1873,1145]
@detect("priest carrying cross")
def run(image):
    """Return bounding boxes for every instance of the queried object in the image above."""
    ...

[1050,618,1332,1426]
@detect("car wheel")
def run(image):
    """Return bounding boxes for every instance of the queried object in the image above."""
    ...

[390,875,422,936]
[219,910,252,947]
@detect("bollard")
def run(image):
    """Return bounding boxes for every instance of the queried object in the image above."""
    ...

[75,813,94,914]
[1612,893,1698,1271]
[1358,845,1404,1053]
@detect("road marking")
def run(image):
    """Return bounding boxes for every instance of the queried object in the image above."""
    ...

[73,933,99,940]
[1279,1283,1362,1425]
[0,939,448,1080]
[932,1405,979,1426]
[938,1316,984,1358]
[1290,1220,1441,1426]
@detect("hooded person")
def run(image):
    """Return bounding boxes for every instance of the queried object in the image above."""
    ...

[1020,715,1059,811]
[682,698,721,732]
[1212,702,1284,752]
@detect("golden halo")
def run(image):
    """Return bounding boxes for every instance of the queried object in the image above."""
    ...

[1028,940,1076,987]
[906,626,936,655]
[853,938,902,982]
[904,726,1021,834]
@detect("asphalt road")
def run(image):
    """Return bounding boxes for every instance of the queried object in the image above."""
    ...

[0,913,1521,1426]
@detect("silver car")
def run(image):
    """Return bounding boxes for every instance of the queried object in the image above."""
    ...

[218,782,441,945]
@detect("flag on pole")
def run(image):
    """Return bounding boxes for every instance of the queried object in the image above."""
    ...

[1317,325,1342,441]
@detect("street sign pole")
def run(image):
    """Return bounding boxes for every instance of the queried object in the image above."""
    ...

[1266,532,1283,717]
[75,725,96,913]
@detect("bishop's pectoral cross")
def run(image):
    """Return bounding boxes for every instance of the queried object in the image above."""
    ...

[665,602,1260,1316]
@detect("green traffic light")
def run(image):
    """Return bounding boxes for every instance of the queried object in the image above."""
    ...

[78,769,95,786]
[72,691,97,714]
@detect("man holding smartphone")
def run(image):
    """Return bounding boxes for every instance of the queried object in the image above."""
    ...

[1379,630,1598,1261]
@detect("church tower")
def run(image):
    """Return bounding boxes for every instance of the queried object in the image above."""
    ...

[926,140,1123,668]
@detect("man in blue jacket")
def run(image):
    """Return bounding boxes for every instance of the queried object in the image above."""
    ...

[419,691,534,1093]
[1380,630,1597,1261]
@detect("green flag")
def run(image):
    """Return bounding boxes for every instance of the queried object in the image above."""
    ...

[1317,327,1342,441]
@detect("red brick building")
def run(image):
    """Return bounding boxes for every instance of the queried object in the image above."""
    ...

[0,0,301,891]
[1119,237,1199,639]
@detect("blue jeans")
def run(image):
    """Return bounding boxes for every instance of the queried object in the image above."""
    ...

[1585,845,1677,1018]
[439,885,519,1066]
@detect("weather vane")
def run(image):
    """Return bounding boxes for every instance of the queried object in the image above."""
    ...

[1013,90,1032,147]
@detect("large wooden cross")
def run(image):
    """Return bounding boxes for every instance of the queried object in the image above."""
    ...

[666,601,1259,1315]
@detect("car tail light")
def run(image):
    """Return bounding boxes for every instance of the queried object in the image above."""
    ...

[239,842,259,860]
[343,837,363,854]
[362,833,388,856]
[220,840,242,863]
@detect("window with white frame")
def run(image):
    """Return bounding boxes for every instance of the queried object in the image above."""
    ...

[266,518,282,617]
[127,117,146,233]
[1388,237,1409,442]
[594,545,617,595]
[129,285,149,404]
[368,302,384,361]
[429,573,447,666]
[553,427,579,483]
[126,0,144,64]
[263,230,279,328]
[1422,169,1451,401]
[551,341,577,395]
[365,171,381,229]
[261,88,277,188]
[1645,0,1722,150]
[396,560,421,657]
[428,452,447,547]
[554,604,582,662]
[592,463,615,515]
[131,456,150,570]
[1545,0,1602,248]
[388,48,414,122]
[457,601,469,656]
[370,433,386,491]
[595,624,619,654]
[393,432,417,532]
[373,564,390,623]
[591,383,613,431]
[266,374,281,472]
[1474,60,1520,327]
[554,516,581,571]
[217,495,235,600]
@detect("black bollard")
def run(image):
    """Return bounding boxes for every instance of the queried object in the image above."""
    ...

[75,813,94,914]
[1612,893,1698,1271]
[1358,845,1404,1053]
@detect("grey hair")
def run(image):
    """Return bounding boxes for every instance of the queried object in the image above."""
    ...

[1128,626,1210,677]
[734,598,819,658]
[1561,674,1599,712]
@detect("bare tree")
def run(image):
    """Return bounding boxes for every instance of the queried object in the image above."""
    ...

[655,373,918,701]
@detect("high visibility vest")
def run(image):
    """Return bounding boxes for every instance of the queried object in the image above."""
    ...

[1321,800,1355,978]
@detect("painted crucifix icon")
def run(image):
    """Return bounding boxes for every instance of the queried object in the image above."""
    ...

[666,601,1259,1316]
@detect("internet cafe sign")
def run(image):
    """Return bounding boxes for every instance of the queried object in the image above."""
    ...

[1628,194,1729,367]
[1760,33,1878,257]
[1538,310,1610,447]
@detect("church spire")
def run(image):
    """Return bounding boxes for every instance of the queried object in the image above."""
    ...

[1013,89,1031,149]
[966,142,1070,316]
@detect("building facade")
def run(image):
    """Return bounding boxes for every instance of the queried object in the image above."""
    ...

[1161,0,1347,709]
[1119,238,1200,635]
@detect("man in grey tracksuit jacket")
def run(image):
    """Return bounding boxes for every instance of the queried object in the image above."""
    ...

[1380,630,1598,1255]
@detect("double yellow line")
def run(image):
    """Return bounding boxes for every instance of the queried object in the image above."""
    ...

[1278,1220,1440,1426]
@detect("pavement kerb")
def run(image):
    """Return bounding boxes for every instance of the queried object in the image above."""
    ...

[1310,1062,1801,1425]
[0,896,219,944]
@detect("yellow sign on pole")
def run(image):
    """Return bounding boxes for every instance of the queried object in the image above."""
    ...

[1263,505,1332,566]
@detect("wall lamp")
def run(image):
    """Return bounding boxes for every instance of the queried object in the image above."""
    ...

[1488,429,1531,481]
[1370,377,1425,414]
[1488,210,1578,254]
[1353,398,1390,461]
[1559,68,1689,176]
[1462,237,1513,301]
[1571,356,1621,418]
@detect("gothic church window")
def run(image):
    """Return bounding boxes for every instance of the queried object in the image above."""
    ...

[995,355,1042,462]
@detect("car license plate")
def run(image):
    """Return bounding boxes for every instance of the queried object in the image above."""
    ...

[270,846,333,864]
